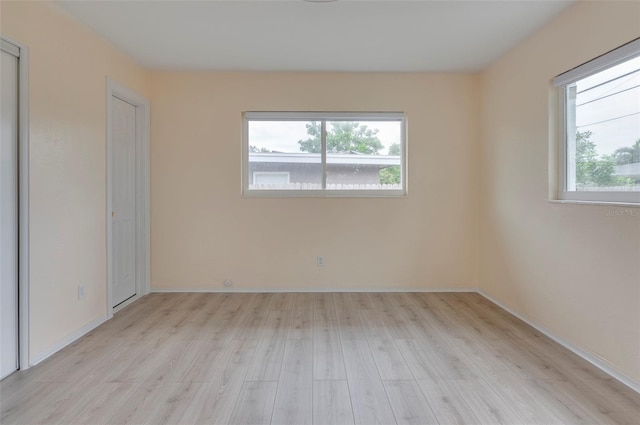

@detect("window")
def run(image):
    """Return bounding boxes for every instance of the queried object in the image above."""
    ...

[554,38,640,204]
[243,112,406,196]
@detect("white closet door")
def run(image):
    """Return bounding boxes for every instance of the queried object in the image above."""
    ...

[111,97,137,306]
[0,48,19,379]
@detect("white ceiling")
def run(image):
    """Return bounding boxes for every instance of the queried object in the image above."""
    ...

[57,0,574,72]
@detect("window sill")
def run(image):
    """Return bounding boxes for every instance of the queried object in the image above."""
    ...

[548,199,640,208]
[243,189,407,198]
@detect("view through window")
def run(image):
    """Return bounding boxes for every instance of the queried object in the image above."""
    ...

[557,40,640,203]
[244,113,405,195]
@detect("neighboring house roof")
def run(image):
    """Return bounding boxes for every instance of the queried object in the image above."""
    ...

[249,152,401,166]
[614,163,640,179]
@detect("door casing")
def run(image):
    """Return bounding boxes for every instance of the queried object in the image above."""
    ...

[106,79,150,316]
[0,35,30,372]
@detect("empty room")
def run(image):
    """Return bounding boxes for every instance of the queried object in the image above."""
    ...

[1,0,639,424]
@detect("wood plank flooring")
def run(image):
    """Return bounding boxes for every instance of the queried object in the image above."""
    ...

[1,292,639,424]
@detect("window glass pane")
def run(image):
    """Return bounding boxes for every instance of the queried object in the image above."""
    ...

[248,121,322,190]
[325,121,402,190]
[244,113,406,195]
[567,56,640,192]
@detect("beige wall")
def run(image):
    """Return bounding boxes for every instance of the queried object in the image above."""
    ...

[0,1,150,360]
[480,1,640,382]
[150,72,480,291]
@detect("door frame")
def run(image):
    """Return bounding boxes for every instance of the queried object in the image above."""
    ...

[1,35,30,372]
[106,79,150,317]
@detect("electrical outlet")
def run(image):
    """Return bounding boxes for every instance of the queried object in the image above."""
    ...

[78,285,85,301]
[317,256,324,267]
[223,279,233,287]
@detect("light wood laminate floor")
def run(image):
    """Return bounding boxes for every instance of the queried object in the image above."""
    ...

[1,292,639,424]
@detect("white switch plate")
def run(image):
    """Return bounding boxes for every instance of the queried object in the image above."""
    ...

[78,285,85,301]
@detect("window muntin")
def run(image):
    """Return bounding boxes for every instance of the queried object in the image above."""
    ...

[243,112,406,196]
[555,39,640,204]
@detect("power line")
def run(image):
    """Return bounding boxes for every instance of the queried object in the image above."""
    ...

[576,84,640,107]
[577,111,640,128]
[577,68,640,95]
[595,69,640,98]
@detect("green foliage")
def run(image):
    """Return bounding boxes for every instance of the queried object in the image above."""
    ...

[576,131,614,186]
[298,122,384,154]
[249,145,271,153]
[379,166,400,185]
[576,131,634,187]
[388,143,401,156]
[379,143,401,185]
[612,139,640,165]
[297,123,322,153]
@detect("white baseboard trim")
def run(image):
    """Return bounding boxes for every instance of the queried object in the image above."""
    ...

[151,287,479,293]
[478,290,640,394]
[29,314,109,367]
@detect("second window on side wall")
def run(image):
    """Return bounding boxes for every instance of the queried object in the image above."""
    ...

[243,112,406,196]
[555,38,640,204]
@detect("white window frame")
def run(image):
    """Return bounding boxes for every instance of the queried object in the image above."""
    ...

[242,111,407,197]
[553,38,640,205]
